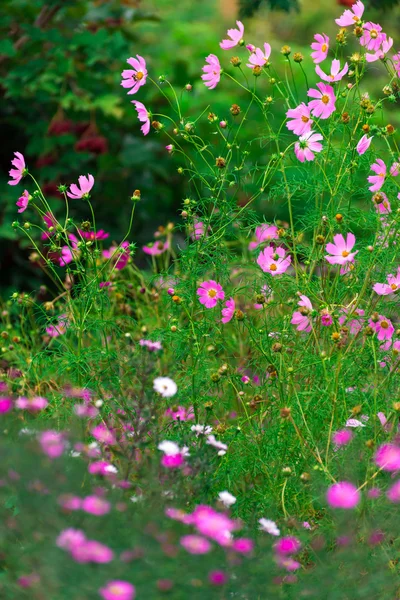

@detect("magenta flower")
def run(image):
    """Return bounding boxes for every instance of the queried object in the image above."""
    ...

[39,430,65,459]
[248,224,279,250]
[294,130,323,162]
[325,233,358,266]
[16,190,30,213]
[291,295,313,332]
[181,534,212,555]
[369,315,394,341]
[246,43,271,69]
[91,423,116,445]
[368,159,386,192]
[102,242,130,270]
[375,443,400,471]
[356,134,373,155]
[311,33,329,64]
[274,536,301,555]
[366,35,393,62]
[373,267,400,295]
[46,314,69,338]
[326,482,360,509]
[165,144,174,154]
[121,55,147,95]
[201,54,221,90]
[220,21,244,50]
[82,495,111,516]
[332,429,353,447]
[191,505,239,546]
[221,298,235,324]
[197,280,225,308]
[132,101,150,136]
[8,151,26,186]
[360,23,385,52]
[78,229,109,241]
[257,245,291,276]
[56,528,86,551]
[59,234,79,267]
[321,312,333,326]
[191,218,207,240]
[100,581,135,600]
[233,538,253,554]
[308,83,336,119]
[209,570,228,586]
[67,174,94,199]
[315,59,348,82]
[387,481,400,503]
[0,397,12,413]
[286,103,313,136]
[335,1,364,26]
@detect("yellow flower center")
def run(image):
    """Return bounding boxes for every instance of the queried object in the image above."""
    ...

[321,94,330,105]
[370,30,378,39]
[342,250,349,257]
[380,320,389,329]
[134,71,144,81]
[208,289,217,298]
[379,173,385,178]
[391,284,397,290]
[321,44,327,52]
[301,116,309,123]
[269,263,277,271]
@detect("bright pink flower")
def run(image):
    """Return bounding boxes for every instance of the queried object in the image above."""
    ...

[143,240,169,256]
[39,430,65,459]
[67,174,94,199]
[121,55,147,95]
[332,429,353,446]
[315,59,348,82]
[56,528,86,551]
[311,34,329,64]
[181,534,212,554]
[233,538,253,554]
[59,234,79,267]
[132,101,150,136]
[71,540,114,564]
[373,267,400,295]
[325,233,357,266]
[103,242,130,270]
[335,0,364,26]
[91,423,116,445]
[0,397,12,413]
[308,83,336,119]
[191,505,239,546]
[356,134,373,155]
[16,190,30,213]
[100,581,136,600]
[82,495,111,516]
[246,43,271,68]
[46,314,69,338]
[248,224,279,250]
[78,229,109,241]
[8,151,26,186]
[15,396,48,411]
[197,280,225,308]
[208,570,228,586]
[369,315,394,341]
[161,453,184,468]
[165,406,194,421]
[291,295,313,333]
[274,536,301,554]
[360,23,385,52]
[257,245,291,276]
[41,212,58,240]
[165,144,174,153]
[201,54,221,90]
[366,35,393,62]
[368,159,386,192]
[375,443,400,471]
[326,481,360,509]
[286,103,313,136]
[321,312,333,326]
[221,298,235,324]
[294,131,323,162]
[387,481,400,503]
[220,21,244,50]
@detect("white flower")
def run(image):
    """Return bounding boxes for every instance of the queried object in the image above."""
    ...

[191,424,213,436]
[218,491,236,507]
[206,434,228,452]
[158,440,181,455]
[104,464,118,473]
[153,376,177,398]
[345,418,365,428]
[259,518,280,536]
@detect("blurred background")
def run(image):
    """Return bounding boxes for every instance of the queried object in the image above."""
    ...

[1,0,400,292]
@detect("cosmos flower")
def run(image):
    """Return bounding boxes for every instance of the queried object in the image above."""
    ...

[180,535,212,554]
[99,581,136,600]
[291,295,313,332]
[315,59,349,82]
[307,83,336,119]
[132,101,150,136]
[373,267,400,295]
[325,233,358,265]
[220,21,244,50]
[294,131,323,162]
[221,298,235,324]
[121,55,147,95]
[368,159,386,192]
[375,443,400,471]
[369,315,394,341]
[16,190,30,213]
[310,33,329,64]
[197,280,225,308]
[356,134,373,155]
[326,482,360,509]
[201,54,222,90]
[246,43,271,68]
[8,151,26,185]
[286,103,313,136]
[248,224,279,250]
[335,1,364,27]
[366,35,393,62]
[360,23,385,52]
[67,174,94,199]
[257,245,291,275]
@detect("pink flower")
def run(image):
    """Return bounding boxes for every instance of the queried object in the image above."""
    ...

[56,528,86,550]
[286,103,313,137]
[368,159,386,192]
[393,53,400,76]
[332,429,353,446]
[308,83,336,119]
[0,397,12,413]
[248,224,279,250]
[325,233,358,266]
[291,295,313,332]
[161,454,184,468]
[191,218,208,240]
[78,229,109,241]
[191,505,239,546]
[121,55,147,95]
[373,194,392,214]
[294,131,323,163]
[369,315,394,341]
[387,481,400,503]
[59,234,79,267]
[201,54,221,90]
[321,312,333,326]
[58,495,82,511]
[339,307,365,334]
[181,534,212,554]
[326,481,360,509]
[220,21,244,50]
[46,314,69,338]
[366,35,393,62]
[91,423,116,445]
[197,280,225,308]
[15,396,48,411]
[356,134,373,155]
[335,0,364,26]
[315,59,349,82]
[67,174,94,199]
[375,443,400,471]
[132,101,150,136]
[233,538,253,554]
[8,151,26,186]
[275,555,301,571]
[257,245,291,276]
[208,570,228,586]
[143,240,169,255]
[373,267,400,295]
[165,144,174,154]
[16,190,30,213]
[39,430,65,459]
[100,581,135,600]
[165,406,194,421]
[311,33,329,64]
[360,23,385,52]
[274,536,301,554]
[103,242,130,270]
[221,298,235,324]
[140,339,162,352]
[82,495,111,516]
[71,540,114,563]
[246,43,271,68]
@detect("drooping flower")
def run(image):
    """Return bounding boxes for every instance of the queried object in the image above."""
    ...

[201,54,221,90]
[369,315,394,341]
[291,295,313,332]
[246,43,271,69]
[180,535,212,554]
[311,34,329,64]
[99,581,136,600]
[218,491,236,507]
[248,224,279,250]
[286,103,313,136]
[373,267,400,295]
[131,101,150,136]
[368,159,386,192]
[257,245,291,276]
[294,131,323,163]
[259,518,280,536]
[375,443,400,471]
[153,377,177,398]
[221,298,235,324]
[326,482,360,509]
[308,83,336,119]
[16,190,30,213]
[220,21,244,50]
[315,59,349,82]
[39,430,65,459]
[121,55,147,95]
[325,233,358,266]
[66,174,94,199]
[360,23,385,52]
[197,280,225,308]
[356,134,373,155]
[8,152,26,186]
[335,0,364,26]
[366,35,393,62]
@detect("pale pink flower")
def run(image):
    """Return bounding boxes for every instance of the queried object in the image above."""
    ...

[8,151,26,186]
[307,83,336,119]
[39,430,65,459]
[259,518,280,536]
[368,159,386,192]
[165,406,194,421]
[325,233,358,265]
[71,540,114,563]
[387,481,400,503]
[15,396,48,411]
[56,528,86,551]
[82,495,111,516]
[121,55,147,95]
[143,240,169,255]
[346,418,365,428]
[46,314,69,338]
[356,134,373,155]
[67,174,94,199]
[132,101,150,135]
[326,481,360,509]
[257,245,291,275]
[139,339,162,352]
[246,43,271,69]
[275,555,301,572]
[91,423,116,445]
[360,23,385,52]
[366,35,393,62]
[369,315,394,341]
[294,131,323,162]
[373,267,400,295]
[315,59,348,82]
[377,412,392,432]
[99,581,135,600]
[201,54,221,90]
[339,307,365,334]
[181,534,212,554]
[332,429,353,447]
[291,295,313,332]
[393,53,400,76]
[248,224,279,250]
[286,103,313,136]
[375,443,400,471]
[335,0,364,26]
[16,190,30,213]
[220,21,244,50]
[311,33,329,64]
[274,536,301,554]
[206,435,228,454]
[246,44,255,52]
[221,298,235,324]
[191,218,207,240]
[197,280,225,308]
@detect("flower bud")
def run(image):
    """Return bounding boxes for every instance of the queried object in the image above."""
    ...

[230,104,241,116]
[293,52,303,63]
[281,45,291,56]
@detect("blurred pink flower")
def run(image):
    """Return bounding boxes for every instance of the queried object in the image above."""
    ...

[143,240,169,256]
[332,429,353,447]
[71,540,114,563]
[375,443,400,471]
[165,406,194,421]
[220,21,244,50]
[197,280,225,308]
[180,534,212,554]
[326,481,360,509]
[221,298,235,324]
[15,396,48,411]
[201,54,221,90]
[387,481,400,503]
[121,55,147,95]
[100,581,135,600]
[56,528,86,551]
[311,33,329,64]
[132,101,150,136]
[275,536,301,554]
[8,151,26,185]
[248,224,279,250]
[91,423,116,445]
[103,242,130,270]
[335,1,364,26]
[0,397,12,413]
[39,430,65,459]
[233,538,253,554]
[82,495,111,516]
[294,131,323,162]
